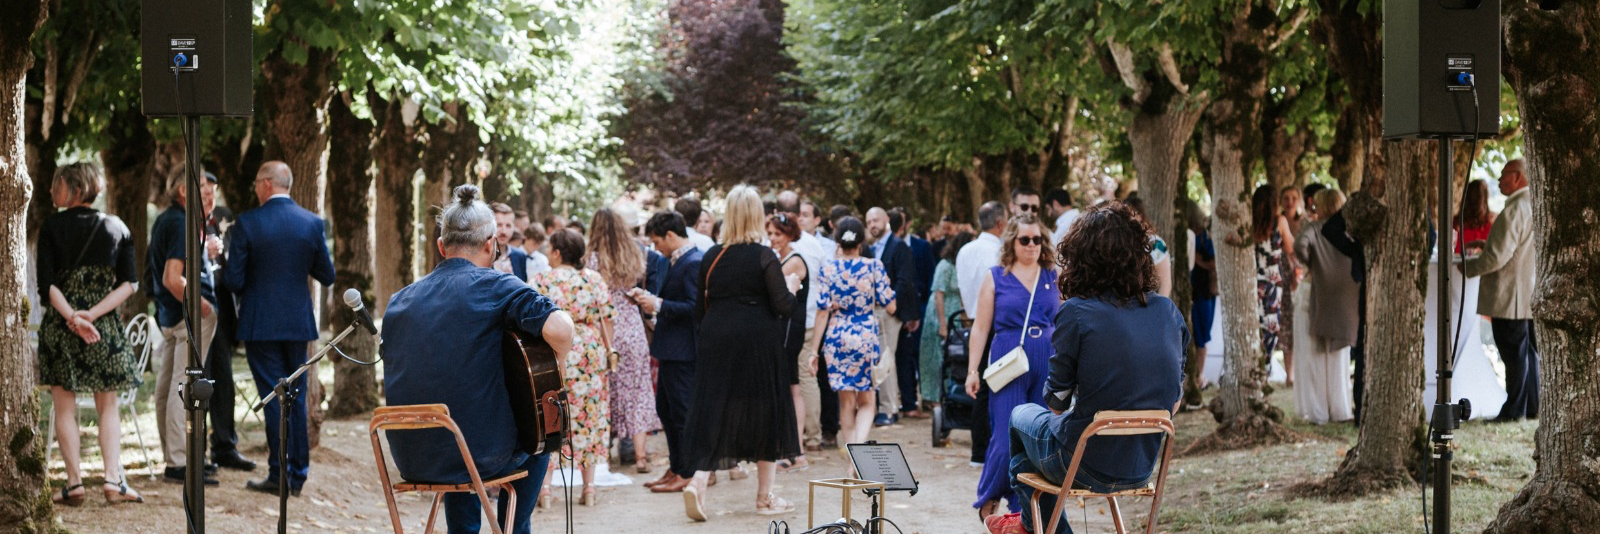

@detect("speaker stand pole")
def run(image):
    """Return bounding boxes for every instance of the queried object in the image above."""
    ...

[181,113,215,534]
[1430,136,1469,534]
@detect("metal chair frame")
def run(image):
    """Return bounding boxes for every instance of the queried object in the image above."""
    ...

[45,313,159,481]
[369,404,527,534]
[1017,409,1177,534]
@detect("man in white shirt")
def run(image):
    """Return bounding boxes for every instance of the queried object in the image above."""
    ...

[954,200,1006,465]
[1045,189,1079,246]
[778,191,828,449]
[798,199,837,258]
[676,197,715,252]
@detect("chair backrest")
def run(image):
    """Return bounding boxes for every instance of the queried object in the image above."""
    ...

[118,314,158,405]
[1088,410,1175,436]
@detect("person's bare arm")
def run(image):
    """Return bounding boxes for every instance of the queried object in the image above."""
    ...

[541,310,576,360]
[963,276,996,398]
[163,258,214,317]
[933,290,947,338]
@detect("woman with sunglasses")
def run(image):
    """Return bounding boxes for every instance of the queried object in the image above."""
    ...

[963,213,1060,520]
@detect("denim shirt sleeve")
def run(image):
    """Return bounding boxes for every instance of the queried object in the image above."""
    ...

[499,274,557,336]
[1046,300,1079,413]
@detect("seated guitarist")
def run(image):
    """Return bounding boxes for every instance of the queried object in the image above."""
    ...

[382,184,575,534]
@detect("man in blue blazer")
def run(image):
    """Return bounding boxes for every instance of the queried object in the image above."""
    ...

[891,208,935,417]
[225,161,336,496]
[631,212,702,493]
[491,203,530,282]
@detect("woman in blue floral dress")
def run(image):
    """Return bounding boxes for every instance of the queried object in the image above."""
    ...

[809,217,895,448]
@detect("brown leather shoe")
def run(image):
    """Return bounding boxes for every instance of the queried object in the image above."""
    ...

[645,472,678,489]
[651,474,691,493]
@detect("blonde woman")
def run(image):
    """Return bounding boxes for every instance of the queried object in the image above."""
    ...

[680,185,804,520]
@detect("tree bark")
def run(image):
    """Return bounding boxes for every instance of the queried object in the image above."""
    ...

[962,157,986,222]
[1186,1,1301,454]
[1312,0,1383,193]
[1302,140,1433,499]
[1262,92,1314,191]
[1486,3,1600,530]
[101,106,157,319]
[261,43,335,448]
[369,92,423,315]
[323,93,380,418]
[1,0,58,530]
[1129,99,1206,265]
[419,102,479,271]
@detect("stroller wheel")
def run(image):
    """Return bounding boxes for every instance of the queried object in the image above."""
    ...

[932,404,948,447]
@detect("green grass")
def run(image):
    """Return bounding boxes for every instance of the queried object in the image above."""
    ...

[1154,386,1535,533]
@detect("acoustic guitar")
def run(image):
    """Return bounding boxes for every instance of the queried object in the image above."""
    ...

[502,328,568,456]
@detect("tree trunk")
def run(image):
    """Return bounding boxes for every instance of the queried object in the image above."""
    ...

[962,157,986,222]
[1486,3,1600,530]
[1262,97,1313,192]
[323,93,380,418]
[1129,99,1206,265]
[261,44,335,448]
[1303,140,1433,498]
[208,117,265,213]
[419,103,479,272]
[369,92,423,315]
[102,106,157,319]
[1185,1,1301,454]
[1,0,57,529]
[1312,0,1383,193]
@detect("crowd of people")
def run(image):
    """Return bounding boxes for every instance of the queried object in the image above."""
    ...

[33,155,1539,534]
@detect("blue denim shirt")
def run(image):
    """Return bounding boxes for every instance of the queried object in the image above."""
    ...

[382,258,558,483]
[1046,293,1186,484]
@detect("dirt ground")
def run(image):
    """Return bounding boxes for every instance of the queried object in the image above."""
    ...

[50,409,1130,534]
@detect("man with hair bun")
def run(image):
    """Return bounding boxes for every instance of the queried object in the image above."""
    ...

[383,184,576,533]
[226,161,337,495]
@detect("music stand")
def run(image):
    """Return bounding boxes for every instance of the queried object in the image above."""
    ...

[845,441,918,534]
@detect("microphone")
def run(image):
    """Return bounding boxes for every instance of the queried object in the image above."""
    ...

[343,288,379,336]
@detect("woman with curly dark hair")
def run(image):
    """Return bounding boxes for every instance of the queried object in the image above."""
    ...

[1251,185,1296,384]
[984,202,1186,534]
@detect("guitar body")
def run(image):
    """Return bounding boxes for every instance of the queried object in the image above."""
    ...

[502,328,568,456]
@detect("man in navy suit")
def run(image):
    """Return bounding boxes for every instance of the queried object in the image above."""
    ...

[891,208,935,417]
[491,203,530,282]
[631,212,702,493]
[865,207,919,426]
[225,161,336,495]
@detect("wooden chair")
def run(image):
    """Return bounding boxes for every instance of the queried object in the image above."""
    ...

[369,404,529,534]
[1016,409,1176,534]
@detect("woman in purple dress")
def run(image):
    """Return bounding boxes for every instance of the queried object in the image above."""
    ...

[586,209,662,475]
[962,213,1060,519]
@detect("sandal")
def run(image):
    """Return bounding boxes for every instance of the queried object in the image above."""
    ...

[756,493,796,516]
[776,457,811,474]
[53,484,86,507]
[538,484,553,509]
[977,499,999,520]
[580,486,598,507]
[683,479,708,522]
[635,453,652,474]
[728,464,749,481]
[102,480,144,504]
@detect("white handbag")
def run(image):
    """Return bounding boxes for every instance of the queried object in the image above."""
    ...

[982,270,1040,392]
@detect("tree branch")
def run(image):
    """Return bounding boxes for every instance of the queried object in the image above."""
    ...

[1270,7,1311,52]
[1106,38,1151,103]
[1158,43,1190,95]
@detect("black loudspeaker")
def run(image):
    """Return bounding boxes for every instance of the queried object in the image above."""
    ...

[140,0,253,117]
[1383,0,1501,139]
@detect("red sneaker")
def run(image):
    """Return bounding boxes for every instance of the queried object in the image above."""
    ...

[984,512,1027,534]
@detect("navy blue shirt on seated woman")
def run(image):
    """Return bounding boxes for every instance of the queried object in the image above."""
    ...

[1044,292,1186,484]
[382,258,560,484]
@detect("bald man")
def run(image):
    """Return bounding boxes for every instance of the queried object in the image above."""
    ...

[864,207,918,426]
[225,161,336,495]
[1463,159,1539,421]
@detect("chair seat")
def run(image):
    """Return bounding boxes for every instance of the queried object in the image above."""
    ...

[393,470,528,493]
[1017,473,1156,497]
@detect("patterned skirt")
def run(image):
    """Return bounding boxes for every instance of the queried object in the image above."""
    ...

[38,266,137,392]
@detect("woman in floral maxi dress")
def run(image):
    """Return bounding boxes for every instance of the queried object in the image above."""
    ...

[531,229,616,506]
[586,208,661,475]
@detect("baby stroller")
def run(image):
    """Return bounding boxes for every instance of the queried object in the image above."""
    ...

[932,311,978,447]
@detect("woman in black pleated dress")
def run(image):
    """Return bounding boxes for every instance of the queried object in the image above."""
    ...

[681,185,803,521]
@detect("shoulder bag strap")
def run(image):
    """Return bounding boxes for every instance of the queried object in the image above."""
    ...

[702,246,730,305]
[70,214,106,273]
[1017,269,1038,346]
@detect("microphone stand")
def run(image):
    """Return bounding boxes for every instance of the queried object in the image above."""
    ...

[250,324,360,534]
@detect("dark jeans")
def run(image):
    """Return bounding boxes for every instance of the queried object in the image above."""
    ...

[1351,287,1366,424]
[246,340,311,487]
[1009,405,1151,534]
[206,333,239,458]
[971,330,995,464]
[1491,318,1540,420]
[656,359,695,477]
[818,364,839,436]
[897,325,921,411]
[443,452,550,534]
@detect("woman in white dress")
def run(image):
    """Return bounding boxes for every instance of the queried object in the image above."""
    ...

[1291,189,1357,423]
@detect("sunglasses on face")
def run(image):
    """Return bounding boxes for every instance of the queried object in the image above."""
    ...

[1016,204,1038,213]
[1014,236,1045,246]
